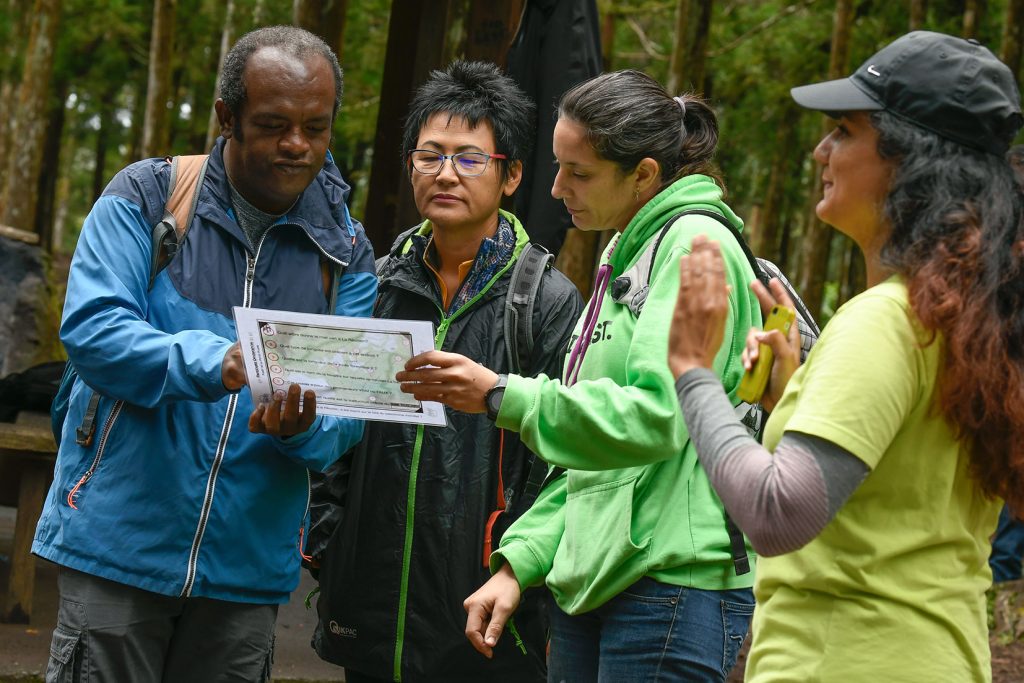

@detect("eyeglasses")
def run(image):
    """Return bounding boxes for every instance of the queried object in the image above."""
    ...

[407,150,507,177]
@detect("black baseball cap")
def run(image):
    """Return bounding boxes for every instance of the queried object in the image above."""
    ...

[790,31,1023,155]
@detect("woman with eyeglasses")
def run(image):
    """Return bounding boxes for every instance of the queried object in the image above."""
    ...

[398,70,762,681]
[669,32,1023,681]
[307,61,582,683]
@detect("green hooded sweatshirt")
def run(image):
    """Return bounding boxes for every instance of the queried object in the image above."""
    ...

[493,175,762,614]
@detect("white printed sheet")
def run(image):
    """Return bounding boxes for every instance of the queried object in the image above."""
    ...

[233,307,446,426]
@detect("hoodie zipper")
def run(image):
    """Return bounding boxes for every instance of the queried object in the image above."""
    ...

[66,400,124,509]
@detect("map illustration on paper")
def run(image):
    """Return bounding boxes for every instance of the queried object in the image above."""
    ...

[233,307,446,426]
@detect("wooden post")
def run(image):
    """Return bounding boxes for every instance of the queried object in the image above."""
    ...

[363,0,458,254]
[0,414,58,624]
[464,0,525,67]
[2,462,48,623]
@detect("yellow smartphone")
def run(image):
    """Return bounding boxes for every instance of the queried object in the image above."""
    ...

[736,305,796,404]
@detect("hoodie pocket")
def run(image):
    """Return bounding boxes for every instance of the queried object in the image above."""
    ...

[548,475,651,612]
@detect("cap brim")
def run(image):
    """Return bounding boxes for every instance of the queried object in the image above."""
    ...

[790,77,883,117]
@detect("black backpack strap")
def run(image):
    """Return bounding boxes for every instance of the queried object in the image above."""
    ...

[502,242,555,516]
[670,209,763,280]
[74,392,102,447]
[503,242,553,374]
[725,513,751,575]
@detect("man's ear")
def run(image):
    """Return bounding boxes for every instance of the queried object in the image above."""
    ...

[635,157,661,195]
[502,160,523,197]
[215,99,235,139]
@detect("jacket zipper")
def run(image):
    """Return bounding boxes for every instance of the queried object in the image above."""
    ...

[391,254,519,680]
[181,234,266,597]
[66,400,124,509]
[298,470,313,560]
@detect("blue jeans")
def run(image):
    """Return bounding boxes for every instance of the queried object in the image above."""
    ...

[991,505,1024,583]
[547,577,754,683]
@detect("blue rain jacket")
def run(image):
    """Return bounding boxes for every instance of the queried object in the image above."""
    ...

[33,139,377,603]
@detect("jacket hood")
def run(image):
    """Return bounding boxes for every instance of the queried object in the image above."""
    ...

[612,174,743,275]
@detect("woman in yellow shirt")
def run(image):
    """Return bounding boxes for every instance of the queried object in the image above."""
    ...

[668,31,1023,682]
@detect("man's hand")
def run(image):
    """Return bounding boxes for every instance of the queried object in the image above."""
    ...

[464,563,522,659]
[249,383,318,437]
[221,342,247,391]
[396,350,499,414]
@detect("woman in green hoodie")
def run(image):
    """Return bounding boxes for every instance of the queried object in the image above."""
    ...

[397,70,762,681]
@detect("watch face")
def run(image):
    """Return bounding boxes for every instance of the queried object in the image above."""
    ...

[487,387,505,418]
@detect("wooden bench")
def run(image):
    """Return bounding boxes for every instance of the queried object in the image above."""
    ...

[0,411,57,623]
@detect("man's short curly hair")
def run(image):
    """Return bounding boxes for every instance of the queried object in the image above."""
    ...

[219,25,343,117]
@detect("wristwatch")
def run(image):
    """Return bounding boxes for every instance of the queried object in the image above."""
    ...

[485,375,508,422]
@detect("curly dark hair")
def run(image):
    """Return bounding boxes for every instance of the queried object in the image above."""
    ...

[401,60,535,182]
[219,26,343,118]
[874,112,1024,513]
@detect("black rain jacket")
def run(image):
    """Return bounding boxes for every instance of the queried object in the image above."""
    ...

[309,221,583,682]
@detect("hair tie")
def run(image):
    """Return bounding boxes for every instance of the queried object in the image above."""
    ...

[673,96,687,117]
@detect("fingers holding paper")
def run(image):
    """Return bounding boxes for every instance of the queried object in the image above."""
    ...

[397,350,499,414]
[249,382,318,436]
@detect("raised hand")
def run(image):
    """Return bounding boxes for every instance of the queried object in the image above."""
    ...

[668,235,732,378]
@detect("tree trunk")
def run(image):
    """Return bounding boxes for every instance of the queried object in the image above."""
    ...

[667,0,691,94]
[962,0,985,39]
[363,0,458,253]
[0,0,62,235]
[125,75,148,164]
[0,0,31,195]
[835,235,865,308]
[206,0,236,151]
[92,87,116,203]
[601,11,616,71]
[909,0,927,30]
[687,0,713,94]
[798,0,855,320]
[34,78,68,252]
[293,0,349,63]
[755,101,799,263]
[51,103,78,253]
[141,0,177,159]
[253,0,267,26]
[464,0,525,67]
[1001,0,1024,77]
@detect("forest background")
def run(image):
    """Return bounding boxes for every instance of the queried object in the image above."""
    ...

[1,0,1022,343]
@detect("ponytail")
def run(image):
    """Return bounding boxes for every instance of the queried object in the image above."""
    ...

[558,70,723,190]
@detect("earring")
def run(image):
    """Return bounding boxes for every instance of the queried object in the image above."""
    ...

[634,184,640,202]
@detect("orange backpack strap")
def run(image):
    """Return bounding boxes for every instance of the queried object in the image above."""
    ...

[165,154,210,242]
[149,154,210,289]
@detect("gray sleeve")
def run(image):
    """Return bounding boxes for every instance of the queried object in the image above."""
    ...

[676,368,869,556]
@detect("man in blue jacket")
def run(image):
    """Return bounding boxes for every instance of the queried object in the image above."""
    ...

[33,26,376,682]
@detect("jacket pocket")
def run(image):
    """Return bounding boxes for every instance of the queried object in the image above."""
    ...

[548,474,651,613]
[66,399,124,510]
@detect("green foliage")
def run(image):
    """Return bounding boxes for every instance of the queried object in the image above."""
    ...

[3,0,1021,309]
